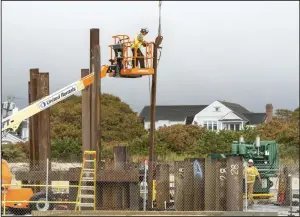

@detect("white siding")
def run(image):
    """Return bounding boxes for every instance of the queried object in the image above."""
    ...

[194,101,232,130]
[144,120,185,130]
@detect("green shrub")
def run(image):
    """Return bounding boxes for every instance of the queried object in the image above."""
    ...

[2,144,27,161]
[51,138,82,161]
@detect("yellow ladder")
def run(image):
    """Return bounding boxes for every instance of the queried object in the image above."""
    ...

[75,151,97,211]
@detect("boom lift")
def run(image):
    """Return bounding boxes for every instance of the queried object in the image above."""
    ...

[106,35,155,78]
[1,35,157,214]
[1,35,156,134]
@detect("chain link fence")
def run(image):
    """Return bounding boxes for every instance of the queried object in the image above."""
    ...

[1,158,299,215]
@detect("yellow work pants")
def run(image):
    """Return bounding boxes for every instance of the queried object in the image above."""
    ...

[247,182,255,205]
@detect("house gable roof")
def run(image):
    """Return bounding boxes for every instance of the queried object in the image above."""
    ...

[218,101,250,114]
[218,101,250,120]
[140,105,208,122]
[218,101,266,125]
[220,111,246,121]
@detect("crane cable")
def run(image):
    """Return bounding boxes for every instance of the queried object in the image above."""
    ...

[157,0,163,67]
[149,1,163,98]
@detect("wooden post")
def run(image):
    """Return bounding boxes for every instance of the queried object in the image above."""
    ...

[225,156,243,211]
[147,41,159,210]
[29,68,40,193]
[174,161,184,211]
[183,158,194,211]
[29,68,39,169]
[90,29,101,163]
[113,146,127,170]
[113,146,128,209]
[81,69,90,155]
[129,183,140,210]
[215,159,227,211]
[193,158,205,211]
[282,167,291,206]
[102,183,113,210]
[28,81,33,168]
[204,157,216,211]
[37,73,50,171]
[156,163,170,209]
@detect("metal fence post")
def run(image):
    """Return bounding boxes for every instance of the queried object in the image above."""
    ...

[46,158,49,203]
[3,189,7,216]
[143,160,148,211]
[245,170,247,211]
[289,173,293,215]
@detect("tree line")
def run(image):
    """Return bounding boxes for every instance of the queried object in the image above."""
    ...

[2,94,299,162]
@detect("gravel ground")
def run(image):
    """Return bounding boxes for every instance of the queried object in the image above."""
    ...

[247,204,299,216]
[3,205,299,216]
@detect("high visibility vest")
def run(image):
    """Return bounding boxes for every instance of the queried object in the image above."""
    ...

[131,33,144,49]
[243,166,259,183]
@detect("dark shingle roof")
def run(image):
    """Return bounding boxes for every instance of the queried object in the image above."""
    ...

[242,113,266,125]
[185,116,195,125]
[139,105,208,122]
[140,101,266,126]
[219,101,250,113]
[219,101,266,124]
[219,101,251,121]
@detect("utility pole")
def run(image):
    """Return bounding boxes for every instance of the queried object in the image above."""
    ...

[147,41,158,209]
[147,1,163,208]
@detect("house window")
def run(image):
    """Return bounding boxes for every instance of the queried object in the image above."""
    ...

[214,107,220,112]
[208,122,212,130]
[230,124,235,131]
[226,123,240,131]
[213,122,217,130]
[203,121,218,131]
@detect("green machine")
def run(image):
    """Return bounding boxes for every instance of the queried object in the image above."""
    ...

[211,136,280,195]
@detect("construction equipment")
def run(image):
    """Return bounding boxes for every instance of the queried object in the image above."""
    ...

[1,159,55,215]
[211,136,280,196]
[105,35,155,78]
[1,35,158,135]
[0,34,158,214]
[75,151,97,211]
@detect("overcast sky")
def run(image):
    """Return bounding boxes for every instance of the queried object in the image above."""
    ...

[2,1,299,113]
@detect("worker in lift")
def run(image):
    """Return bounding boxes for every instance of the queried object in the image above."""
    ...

[243,159,262,207]
[131,28,149,69]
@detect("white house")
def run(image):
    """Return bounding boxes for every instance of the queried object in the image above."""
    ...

[139,105,207,130]
[139,100,272,131]
[1,101,29,145]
